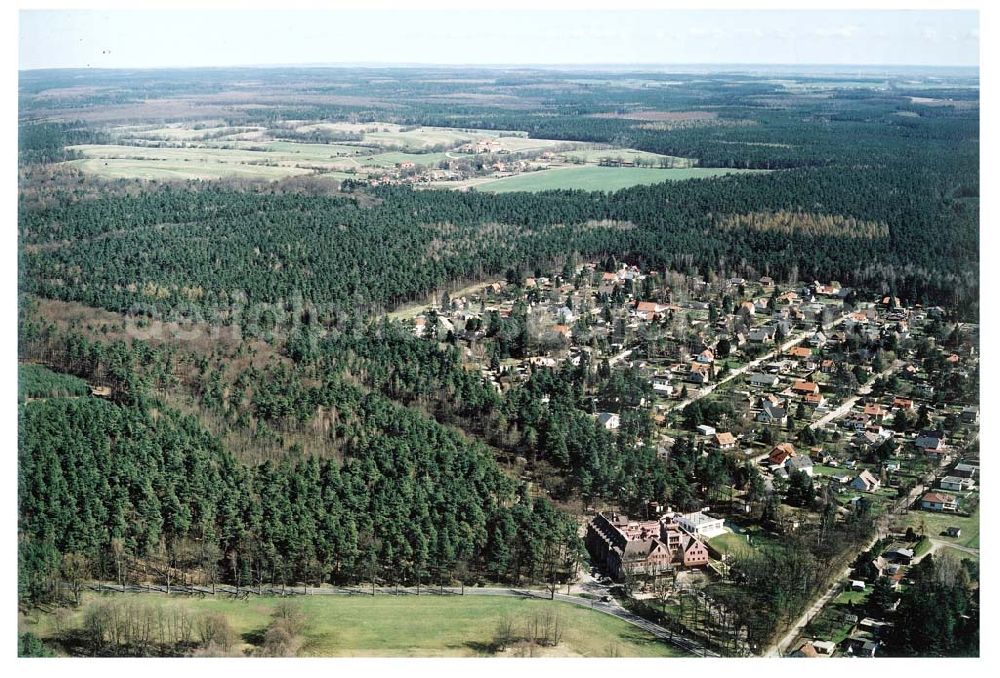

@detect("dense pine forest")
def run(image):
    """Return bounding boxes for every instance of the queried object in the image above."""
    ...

[19,163,979,320]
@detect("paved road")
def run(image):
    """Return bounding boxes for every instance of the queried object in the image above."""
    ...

[666,311,850,414]
[764,481,928,657]
[608,347,635,366]
[926,539,980,559]
[84,581,719,657]
[808,361,902,430]
[764,565,853,657]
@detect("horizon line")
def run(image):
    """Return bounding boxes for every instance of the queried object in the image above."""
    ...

[19,61,981,73]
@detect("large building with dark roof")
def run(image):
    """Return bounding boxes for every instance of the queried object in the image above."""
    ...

[585,512,710,580]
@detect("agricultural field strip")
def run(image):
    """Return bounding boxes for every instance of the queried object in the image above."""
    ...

[476,166,766,193]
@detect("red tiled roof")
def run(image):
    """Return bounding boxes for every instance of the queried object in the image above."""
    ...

[922,492,957,504]
[792,380,820,393]
[769,443,796,464]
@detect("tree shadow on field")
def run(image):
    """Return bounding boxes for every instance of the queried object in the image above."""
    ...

[242,627,268,648]
[462,640,498,655]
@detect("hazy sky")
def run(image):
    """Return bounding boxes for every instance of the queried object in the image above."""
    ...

[19,9,979,70]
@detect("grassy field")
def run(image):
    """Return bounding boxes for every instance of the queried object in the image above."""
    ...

[560,147,693,166]
[20,592,686,657]
[298,122,485,150]
[477,166,767,193]
[66,140,515,180]
[361,150,468,167]
[708,531,753,556]
[939,546,979,563]
[70,143,359,167]
[833,587,871,606]
[66,158,317,181]
[901,505,980,549]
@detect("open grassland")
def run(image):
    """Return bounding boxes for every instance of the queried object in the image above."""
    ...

[707,531,752,557]
[560,147,693,166]
[291,122,574,153]
[69,143,352,167]
[477,166,766,193]
[362,150,468,167]
[20,592,686,658]
[63,128,562,180]
[65,158,316,181]
[900,505,980,549]
[297,122,487,150]
[123,123,257,141]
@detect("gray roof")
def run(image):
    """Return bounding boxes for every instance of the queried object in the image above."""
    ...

[762,401,787,419]
[786,456,813,471]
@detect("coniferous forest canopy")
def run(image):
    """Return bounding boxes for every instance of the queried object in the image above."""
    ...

[17,65,978,657]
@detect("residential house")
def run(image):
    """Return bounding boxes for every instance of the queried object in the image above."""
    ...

[769,443,797,466]
[850,470,881,493]
[651,373,673,395]
[952,463,978,479]
[886,548,914,565]
[596,412,620,430]
[920,492,958,512]
[809,331,827,347]
[842,413,871,432]
[821,359,836,374]
[791,380,820,396]
[635,301,668,320]
[892,397,914,411]
[858,618,893,638]
[939,476,974,492]
[777,291,799,305]
[757,399,788,426]
[695,424,717,436]
[687,362,711,384]
[863,404,887,423]
[787,346,813,360]
[696,349,715,364]
[785,455,814,477]
[812,640,836,655]
[680,535,710,567]
[791,642,820,658]
[804,392,827,408]
[843,637,880,657]
[960,407,979,424]
[749,372,780,388]
[915,430,946,452]
[814,281,841,297]
[713,432,737,451]
[852,431,882,452]
[748,326,777,344]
